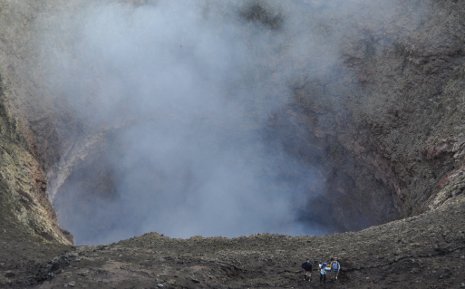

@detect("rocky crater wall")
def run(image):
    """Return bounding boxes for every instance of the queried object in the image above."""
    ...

[0,0,464,245]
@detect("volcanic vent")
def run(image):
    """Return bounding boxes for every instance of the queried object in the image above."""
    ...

[18,0,465,244]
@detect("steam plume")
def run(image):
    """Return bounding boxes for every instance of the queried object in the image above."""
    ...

[35,0,428,244]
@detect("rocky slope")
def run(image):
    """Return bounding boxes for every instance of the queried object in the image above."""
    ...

[0,0,465,288]
[3,195,465,289]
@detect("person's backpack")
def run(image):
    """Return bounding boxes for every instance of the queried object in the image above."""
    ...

[302,261,312,271]
[331,261,340,271]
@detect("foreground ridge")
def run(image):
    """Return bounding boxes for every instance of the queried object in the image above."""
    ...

[1,196,463,289]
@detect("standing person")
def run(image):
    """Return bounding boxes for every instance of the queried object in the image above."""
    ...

[301,259,313,282]
[319,262,327,284]
[330,257,341,280]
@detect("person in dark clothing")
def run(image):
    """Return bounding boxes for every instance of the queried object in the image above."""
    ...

[301,259,313,281]
[330,257,341,280]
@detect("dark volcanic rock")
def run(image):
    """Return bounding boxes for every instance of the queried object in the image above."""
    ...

[13,196,465,289]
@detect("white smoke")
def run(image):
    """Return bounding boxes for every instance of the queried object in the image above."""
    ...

[35,0,429,244]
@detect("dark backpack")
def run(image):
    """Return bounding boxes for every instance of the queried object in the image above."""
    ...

[301,261,313,271]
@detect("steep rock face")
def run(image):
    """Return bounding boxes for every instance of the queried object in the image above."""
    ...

[0,1,71,244]
[0,75,71,244]
[288,0,465,230]
[347,0,465,214]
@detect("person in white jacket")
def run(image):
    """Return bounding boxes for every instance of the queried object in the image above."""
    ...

[319,262,327,284]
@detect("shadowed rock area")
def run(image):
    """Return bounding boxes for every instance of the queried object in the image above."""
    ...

[1,0,465,288]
